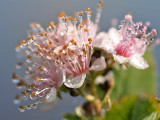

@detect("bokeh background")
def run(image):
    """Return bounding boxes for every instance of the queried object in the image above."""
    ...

[1,0,160,119]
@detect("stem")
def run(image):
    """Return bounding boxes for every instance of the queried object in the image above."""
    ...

[90,72,102,116]
[102,76,114,111]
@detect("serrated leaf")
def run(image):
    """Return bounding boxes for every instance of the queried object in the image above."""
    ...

[142,112,158,120]
[105,95,159,120]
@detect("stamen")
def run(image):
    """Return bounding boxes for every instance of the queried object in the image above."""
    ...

[19,105,26,112]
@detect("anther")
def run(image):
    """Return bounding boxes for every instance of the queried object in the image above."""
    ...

[36,52,40,55]
[72,18,77,22]
[70,51,75,55]
[31,91,36,96]
[63,44,69,49]
[86,43,89,47]
[19,105,26,112]
[59,49,63,53]
[12,73,19,83]
[83,50,88,55]
[88,38,92,42]
[86,8,90,11]
[83,20,87,24]
[48,53,53,57]
[46,44,51,48]
[84,28,88,32]
[49,41,52,45]
[21,91,27,95]
[97,1,104,8]
[39,66,43,70]
[79,11,84,16]
[70,39,74,43]
[79,24,84,28]
[35,77,40,83]
[73,41,77,45]
[27,55,32,59]
[68,16,72,20]
[88,11,92,15]
[58,11,66,18]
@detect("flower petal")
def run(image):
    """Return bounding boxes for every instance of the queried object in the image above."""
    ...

[99,28,122,53]
[64,73,86,88]
[130,55,149,69]
[113,54,129,64]
[108,27,121,46]
[45,87,57,103]
[94,32,107,48]
[90,57,106,71]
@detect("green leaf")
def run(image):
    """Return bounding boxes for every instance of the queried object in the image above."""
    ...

[142,112,158,120]
[63,113,81,120]
[105,95,159,120]
[111,51,157,100]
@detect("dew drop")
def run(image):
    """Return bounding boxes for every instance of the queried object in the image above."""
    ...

[32,104,37,109]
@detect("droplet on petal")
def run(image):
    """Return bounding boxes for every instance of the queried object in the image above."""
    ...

[64,73,86,88]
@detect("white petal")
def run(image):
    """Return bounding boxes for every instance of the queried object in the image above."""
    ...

[113,54,129,64]
[108,27,121,46]
[64,73,86,88]
[45,88,57,103]
[130,55,149,69]
[90,57,106,71]
[100,28,121,53]
[94,32,107,47]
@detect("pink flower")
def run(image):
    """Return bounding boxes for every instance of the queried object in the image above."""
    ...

[97,14,157,69]
[13,1,106,111]
[47,1,105,88]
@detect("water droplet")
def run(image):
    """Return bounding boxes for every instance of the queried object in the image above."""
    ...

[32,104,37,109]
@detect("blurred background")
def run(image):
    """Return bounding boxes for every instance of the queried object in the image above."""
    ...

[0,0,160,119]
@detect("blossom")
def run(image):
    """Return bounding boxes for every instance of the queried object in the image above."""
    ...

[97,14,157,69]
[13,1,106,112]
[42,1,105,89]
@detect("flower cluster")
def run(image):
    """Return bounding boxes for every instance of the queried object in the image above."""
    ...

[13,1,105,112]
[13,1,157,112]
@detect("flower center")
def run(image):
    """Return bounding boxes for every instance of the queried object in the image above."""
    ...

[116,40,135,57]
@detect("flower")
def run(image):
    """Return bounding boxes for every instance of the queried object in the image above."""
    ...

[13,39,64,112]
[41,1,105,89]
[97,14,157,69]
[13,1,106,111]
